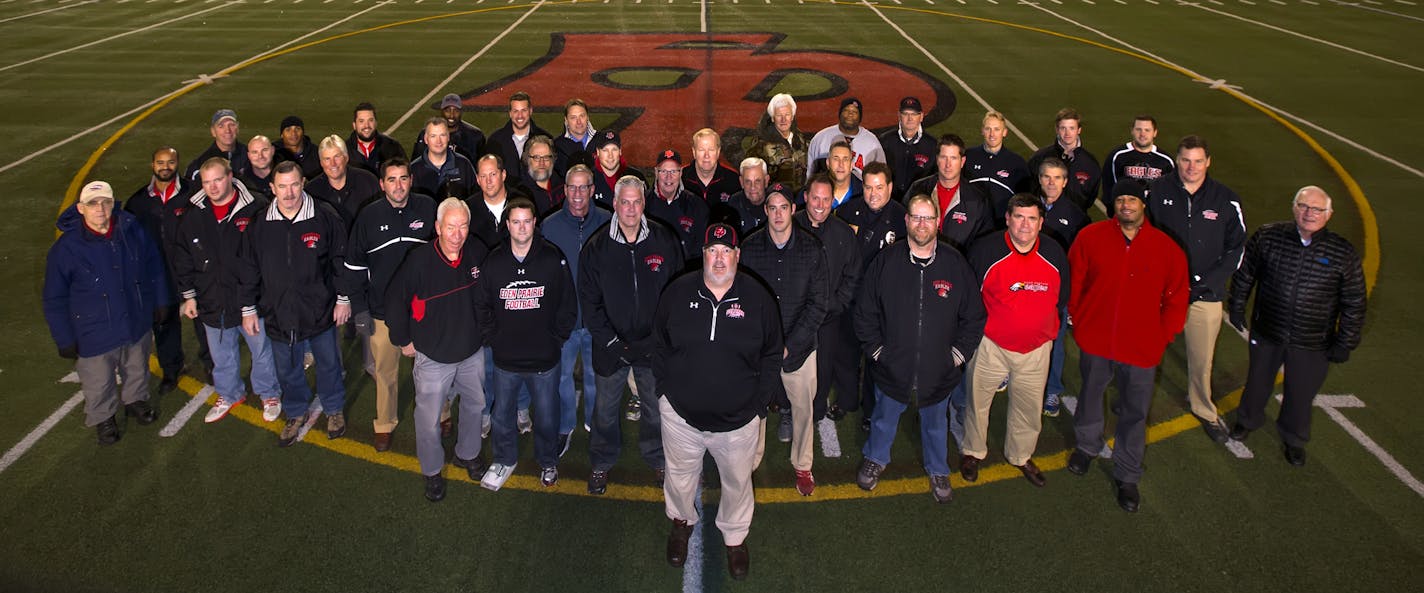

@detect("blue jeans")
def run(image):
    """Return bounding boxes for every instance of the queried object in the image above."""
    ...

[270,326,345,419]
[559,328,597,434]
[490,364,560,468]
[204,321,280,401]
[483,348,530,415]
[862,387,951,476]
[948,381,967,448]
[589,366,663,472]
[1046,306,1068,397]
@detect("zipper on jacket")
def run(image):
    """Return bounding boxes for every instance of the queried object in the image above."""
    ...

[911,266,924,407]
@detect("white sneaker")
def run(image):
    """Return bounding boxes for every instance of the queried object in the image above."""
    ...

[481,412,491,438]
[204,395,245,423]
[481,462,516,491]
[302,351,314,370]
[517,408,533,434]
[261,398,282,422]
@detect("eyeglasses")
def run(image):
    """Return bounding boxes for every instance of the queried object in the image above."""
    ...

[566,184,592,192]
[529,154,553,163]
[655,169,681,176]
[908,214,937,224]
[1294,203,1330,215]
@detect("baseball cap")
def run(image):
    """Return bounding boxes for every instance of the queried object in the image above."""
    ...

[899,96,923,113]
[704,223,738,250]
[592,130,621,151]
[211,109,238,126]
[439,93,463,110]
[1112,179,1148,202]
[79,181,114,204]
[279,115,304,131]
[766,182,792,202]
[656,148,682,166]
[839,97,862,113]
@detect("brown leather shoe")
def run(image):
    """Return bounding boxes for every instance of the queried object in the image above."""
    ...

[959,455,981,483]
[726,543,749,580]
[440,418,453,439]
[667,519,693,567]
[373,432,393,452]
[1016,459,1046,487]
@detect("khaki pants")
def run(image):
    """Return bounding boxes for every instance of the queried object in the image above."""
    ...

[370,319,403,433]
[962,339,1051,466]
[754,352,818,471]
[1184,301,1224,422]
[661,396,758,547]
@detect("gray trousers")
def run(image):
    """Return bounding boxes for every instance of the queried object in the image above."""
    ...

[1073,350,1156,484]
[413,349,486,477]
[75,334,153,427]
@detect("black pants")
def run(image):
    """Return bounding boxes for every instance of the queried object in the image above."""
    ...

[152,304,185,379]
[1074,351,1156,484]
[1237,335,1329,447]
[815,314,861,416]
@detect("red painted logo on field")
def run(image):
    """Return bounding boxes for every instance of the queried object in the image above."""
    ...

[455,33,956,168]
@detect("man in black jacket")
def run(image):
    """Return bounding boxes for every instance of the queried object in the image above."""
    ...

[346,102,408,177]
[1228,186,1365,466]
[878,96,935,204]
[185,109,248,181]
[307,135,381,228]
[239,162,351,447]
[1036,157,1089,417]
[655,222,782,580]
[740,191,829,496]
[125,146,198,392]
[412,93,486,163]
[795,177,862,429]
[580,176,685,495]
[647,148,709,264]
[384,198,492,502]
[344,157,437,452]
[903,134,993,252]
[276,115,321,180]
[1147,135,1247,444]
[411,117,477,201]
[238,135,277,201]
[474,198,576,490]
[711,157,770,237]
[965,110,1030,220]
[172,157,281,425]
[1026,108,1101,210]
[853,194,986,503]
[485,91,552,186]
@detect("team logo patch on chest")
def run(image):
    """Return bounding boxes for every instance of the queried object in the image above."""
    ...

[726,304,745,318]
[932,279,954,298]
[914,154,930,168]
[1010,281,1051,293]
[679,216,695,232]
[645,254,665,272]
[410,219,425,231]
[1202,209,1219,221]
[234,217,251,232]
[951,212,968,225]
[1075,171,1091,185]
[996,169,1010,179]
[301,232,321,248]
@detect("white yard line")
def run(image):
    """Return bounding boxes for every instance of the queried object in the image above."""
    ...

[817,417,842,458]
[1185,2,1424,74]
[0,0,95,24]
[1330,0,1424,22]
[700,0,708,32]
[388,1,547,135]
[160,385,214,437]
[1306,394,1424,498]
[0,392,84,474]
[681,485,706,593]
[1027,3,1424,181]
[0,1,240,74]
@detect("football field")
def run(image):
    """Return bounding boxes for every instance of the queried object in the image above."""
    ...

[2,1,1422,591]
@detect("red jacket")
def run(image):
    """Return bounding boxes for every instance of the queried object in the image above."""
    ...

[1068,218,1189,368]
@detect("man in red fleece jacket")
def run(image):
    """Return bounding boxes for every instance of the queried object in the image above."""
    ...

[1065,180,1188,513]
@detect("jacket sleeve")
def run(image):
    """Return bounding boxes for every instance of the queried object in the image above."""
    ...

[1333,242,1367,351]
[784,245,828,366]
[235,221,262,317]
[651,282,674,391]
[554,250,577,342]
[952,258,987,365]
[828,229,861,316]
[1202,195,1247,299]
[343,213,372,315]
[472,258,498,345]
[325,207,350,307]
[853,253,886,360]
[383,256,412,347]
[579,241,619,348]
[42,242,76,350]
[1160,241,1191,342]
[135,222,173,309]
[1228,227,1263,320]
[170,216,199,301]
[757,286,786,413]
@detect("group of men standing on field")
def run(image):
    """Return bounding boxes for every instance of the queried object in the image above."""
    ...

[44,90,1365,581]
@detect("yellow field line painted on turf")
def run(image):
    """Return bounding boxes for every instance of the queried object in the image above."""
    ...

[83,3,1355,503]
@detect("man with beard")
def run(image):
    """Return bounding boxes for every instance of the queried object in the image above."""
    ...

[306,135,381,228]
[1027,108,1102,211]
[682,128,742,204]
[276,116,321,180]
[744,93,807,187]
[185,109,248,181]
[904,134,994,253]
[553,98,596,177]
[125,147,200,392]
[806,97,885,183]
[966,110,1031,224]
[346,102,408,177]
[796,175,861,424]
[1101,115,1173,202]
[412,93,486,163]
[411,117,477,201]
[589,130,641,208]
[239,135,278,201]
[878,97,935,203]
[519,135,562,216]
[486,91,552,186]
[647,148,709,263]
[711,157,770,236]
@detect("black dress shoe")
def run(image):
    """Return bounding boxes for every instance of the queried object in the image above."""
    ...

[860,417,871,433]
[125,400,159,425]
[1067,449,1092,475]
[1016,459,1046,487]
[667,519,693,567]
[1229,423,1251,442]
[726,543,750,580]
[1283,444,1307,467]
[96,416,121,446]
[827,405,846,421]
[1200,417,1230,444]
[452,455,488,481]
[424,474,447,502]
[958,455,981,483]
[1114,479,1140,513]
[157,376,179,395]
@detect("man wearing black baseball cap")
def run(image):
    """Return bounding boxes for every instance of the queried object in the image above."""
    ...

[879,96,936,203]
[654,222,782,580]
[806,96,886,184]
[647,148,709,263]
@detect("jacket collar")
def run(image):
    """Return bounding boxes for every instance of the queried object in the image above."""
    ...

[610,216,650,245]
[265,192,316,222]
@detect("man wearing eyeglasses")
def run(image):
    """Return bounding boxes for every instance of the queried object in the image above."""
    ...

[542,164,613,448]
[1147,135,1247,446]
[519,135,562,216]
[647,148,709,264]
[1227,186,1364,467]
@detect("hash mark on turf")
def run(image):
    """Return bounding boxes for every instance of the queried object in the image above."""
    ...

[160,385,214,437]
[818,417,842,458]
[1224,439,1254,459]
[0,392,83,475]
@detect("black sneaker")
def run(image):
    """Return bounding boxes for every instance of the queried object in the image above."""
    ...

[588,470,609,495]
[1067,448,1093,475]
[425,474,447,502]
[157,376,179,395]
[827,405,846,421]
[777,412,792,443]
[1114,479,1140,512]
[96,416,121,446]
[452,455,488,481]
[125,400,159,425]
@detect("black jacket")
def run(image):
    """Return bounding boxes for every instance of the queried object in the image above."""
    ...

[185,141,248,181]
[346,131,409,177]
[878,128,936,203]
[592,164,644,208]
[903,176,994,252]
[1027,143,1102,211]
[384,240,490,364]
[276,136,322,180]
[836,197,906,276]
[1102,143,1174,200]
[682,163,742,204]
[170,181,266,328]
[646,186,709,263]
[740,227,829,372]
[411,152,477,201]
[343,193,437,319]
[486,120,552,186]
[1147,173,1247,302]
[1041,195,1091,251]
[239,195,349,343]
[854,241,986,406]
[654,271,783,432]
[579,217,685,375]
[794,211,861,318]
[710,190,767,239]
[1228,222,1365,352]
[474,234,577,372]
[965,144,1030,198]
[307,167,381,228]
[125,179,194,298]
[412,120,486,164]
